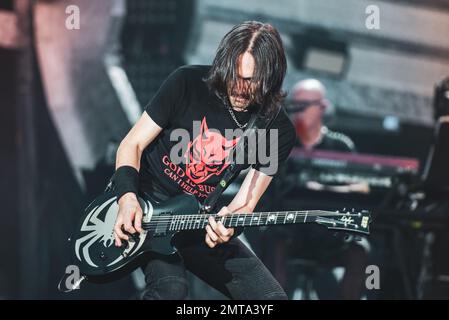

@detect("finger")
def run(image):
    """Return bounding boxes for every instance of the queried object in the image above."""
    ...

[205,234,216,248]
[208,216,218,231]
[205,225,218,242]
[114,232,121,247]
[217,221,232,238]
[134,209,143,234]
[123,216,137,234]
[114,222,128,244]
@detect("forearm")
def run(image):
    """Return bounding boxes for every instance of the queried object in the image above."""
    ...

[113,140,144,201]
[115,140,143,171]
[226,169,273,215]
[227,199,255,215]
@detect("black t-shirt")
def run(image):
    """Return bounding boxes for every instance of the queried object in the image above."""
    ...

[140,65,296,200]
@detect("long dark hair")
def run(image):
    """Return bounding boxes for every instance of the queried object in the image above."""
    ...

[204,21,287,117]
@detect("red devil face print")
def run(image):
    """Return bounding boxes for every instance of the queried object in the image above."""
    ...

[184,117,239,184]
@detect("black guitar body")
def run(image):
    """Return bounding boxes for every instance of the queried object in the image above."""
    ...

[69,191,200,283]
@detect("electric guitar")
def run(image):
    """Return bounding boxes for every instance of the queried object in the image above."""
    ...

[69,191,371,283]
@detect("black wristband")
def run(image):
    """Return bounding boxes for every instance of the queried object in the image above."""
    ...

[112,165,139,201]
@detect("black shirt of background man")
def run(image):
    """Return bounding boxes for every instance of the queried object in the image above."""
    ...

[297,126,356,153]
[140,65,296,201]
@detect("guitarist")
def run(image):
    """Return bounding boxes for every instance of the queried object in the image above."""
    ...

[112,21,296,299]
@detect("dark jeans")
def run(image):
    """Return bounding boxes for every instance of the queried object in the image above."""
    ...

[141,232,287,300]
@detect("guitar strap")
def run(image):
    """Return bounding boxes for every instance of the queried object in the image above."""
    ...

[200,106,282,214]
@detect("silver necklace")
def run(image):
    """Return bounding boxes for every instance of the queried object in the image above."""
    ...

[225,101,248,129]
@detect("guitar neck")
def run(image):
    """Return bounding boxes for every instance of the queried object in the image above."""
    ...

[149,210,340,232]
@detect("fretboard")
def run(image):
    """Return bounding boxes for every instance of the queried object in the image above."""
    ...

[144,210,344,232]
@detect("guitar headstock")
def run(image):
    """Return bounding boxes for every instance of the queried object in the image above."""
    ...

[314,208,371,235]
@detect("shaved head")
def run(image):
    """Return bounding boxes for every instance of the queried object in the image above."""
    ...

[292,79,326,99]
